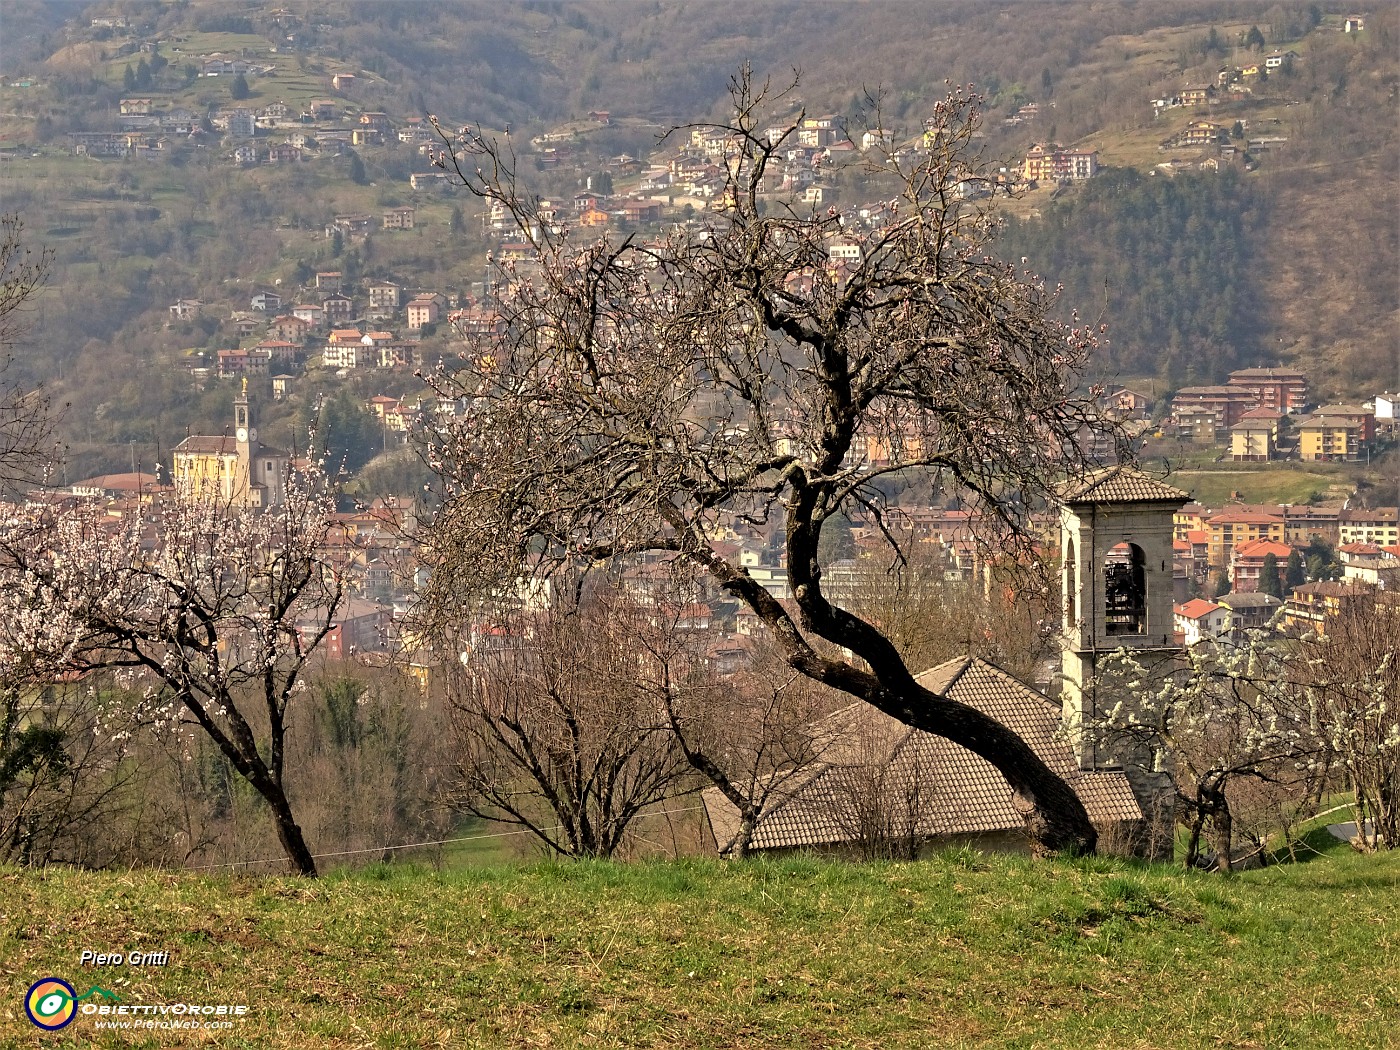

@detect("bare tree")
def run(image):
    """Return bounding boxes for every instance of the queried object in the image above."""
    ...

[0,214,55,491]
[653,626,840,859]
[821,709,943,861]
[423,71,1124,854]
[290,667,456,866]
[0,478,342,876]
[837,548,1061,685]
[445,585,690,858]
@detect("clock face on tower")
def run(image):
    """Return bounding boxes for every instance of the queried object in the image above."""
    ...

[236,427,248,442]
[248,427,258,442]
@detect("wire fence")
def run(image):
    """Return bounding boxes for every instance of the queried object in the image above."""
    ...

[186,804,708,872]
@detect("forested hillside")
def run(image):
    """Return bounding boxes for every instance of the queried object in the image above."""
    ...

[999,169,1267,385]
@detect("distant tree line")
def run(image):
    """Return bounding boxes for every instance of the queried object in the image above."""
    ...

[997,168,1268,385]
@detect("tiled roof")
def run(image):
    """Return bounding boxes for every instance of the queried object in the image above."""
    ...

[1340,542,1383,555]
[1216,592,1282,611]
[1291,581,1373,598]
[1231,538,1293,559]
[69,472,160,492]
[1208,508,1284,524]
[1175,598,1222,620]
[1228,367,1306,379]
[172,437,287,458]
[1058,468,1190,506]
[1339,507,1398,523]
[703,656,1143,854]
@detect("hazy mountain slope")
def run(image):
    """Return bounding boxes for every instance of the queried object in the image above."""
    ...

[0,1,1394,476]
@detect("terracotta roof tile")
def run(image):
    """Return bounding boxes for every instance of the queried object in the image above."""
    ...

[704,657,1143,853]
[173,436,238,454]
[1208,508,1284,524]
[1059,468,1190,506]
[1175,598,1222,619]
[1231,538,1293,559]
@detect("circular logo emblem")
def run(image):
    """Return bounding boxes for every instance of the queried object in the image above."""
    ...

[26,977,78,1030]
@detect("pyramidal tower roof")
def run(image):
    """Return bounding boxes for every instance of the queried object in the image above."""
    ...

[1058,467,1190,506]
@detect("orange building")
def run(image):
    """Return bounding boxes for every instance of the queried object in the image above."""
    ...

[1206,507,1286,569]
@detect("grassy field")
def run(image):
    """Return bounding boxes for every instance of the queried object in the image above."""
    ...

[2,839,1397,1048]
[1130,442,1358,507]
[1168,467,1349,507]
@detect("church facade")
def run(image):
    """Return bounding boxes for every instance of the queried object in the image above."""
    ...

[171,385,290,509]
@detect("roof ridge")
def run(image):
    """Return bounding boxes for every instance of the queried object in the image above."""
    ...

[961,656,1061,714]
[1059,466,1190,505]
[940,655,975,695]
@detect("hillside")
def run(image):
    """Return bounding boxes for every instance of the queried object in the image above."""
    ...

[2,846,1397,1047]
[0,1,1394,479]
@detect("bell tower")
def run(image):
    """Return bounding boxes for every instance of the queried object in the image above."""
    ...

[233,378,259,504]
[234,378,258,456]
[1058,468,1188,858]
[1058,468,1189,768]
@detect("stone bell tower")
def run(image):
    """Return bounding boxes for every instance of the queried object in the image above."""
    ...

[1058,468,1188,762]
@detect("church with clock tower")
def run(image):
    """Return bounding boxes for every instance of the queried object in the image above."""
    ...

[171,383,290,509]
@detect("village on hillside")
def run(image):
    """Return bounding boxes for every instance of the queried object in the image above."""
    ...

[0,4,1394,885]
[2,5,1391,696]
[29,369,1399,683]
[15,10,1373,407]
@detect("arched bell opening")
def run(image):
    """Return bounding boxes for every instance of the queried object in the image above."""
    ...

[1063,536,1078,628]
[1104,541,1147,635]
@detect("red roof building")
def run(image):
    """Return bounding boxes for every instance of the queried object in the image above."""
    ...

[1174,598,1232,645]
[1206,507,1286,568]
[1229,537,1293,593]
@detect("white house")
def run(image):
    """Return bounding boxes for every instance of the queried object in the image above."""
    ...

[1174,598,1232,645]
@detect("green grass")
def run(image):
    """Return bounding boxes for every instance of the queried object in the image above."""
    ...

[3,844,1397,1048]
[1137,441,1355,506]
[1169,467,1348,507]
